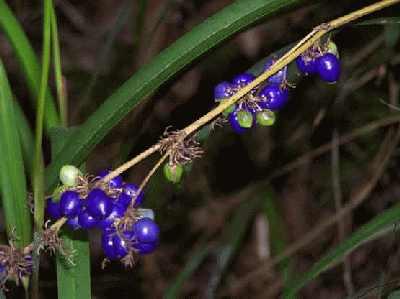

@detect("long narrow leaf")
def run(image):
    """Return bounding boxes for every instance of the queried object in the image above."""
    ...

[0,59,32,247]
[0,0,60,130]
[284,204,400,298]
[45,0,309,190]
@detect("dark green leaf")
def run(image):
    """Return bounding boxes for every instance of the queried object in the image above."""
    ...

[0,59,32,247]
[356,17,400,26]
[45,0,309,190]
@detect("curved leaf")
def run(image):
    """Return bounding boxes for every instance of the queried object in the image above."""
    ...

[45,0,310,190]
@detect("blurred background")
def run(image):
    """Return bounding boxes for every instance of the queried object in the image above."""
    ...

[1,0,400,298]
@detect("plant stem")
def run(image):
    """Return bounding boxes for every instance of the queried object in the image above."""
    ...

[102,0,399,183]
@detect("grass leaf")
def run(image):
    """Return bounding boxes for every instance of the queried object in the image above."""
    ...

[0,59,32,247]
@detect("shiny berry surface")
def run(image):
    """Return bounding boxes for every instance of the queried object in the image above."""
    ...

[214,81,234,101]
[258,84,289,111]
[296,55,317,75]
[66,216,81,230]
[123,183,144,207]
[264,59,287,84]
[78,210,98,229]
[134,217,160,244]
[98,169,123,189]
[97,204,126,231]
[86,188,113,220]
[46,198,62,220]
[231,73,255,88]
[316,53,341,83]
[101,233,128,260]
[59,191,81,218]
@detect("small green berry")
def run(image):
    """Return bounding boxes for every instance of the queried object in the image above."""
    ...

[256,110,276,126]
[164,163,184,183]
[236,110,253,128]
[221,102,236,117]
[327,41,339,58]
[59,165,81,187]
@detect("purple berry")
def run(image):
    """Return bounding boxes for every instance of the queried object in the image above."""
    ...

[133,217,159,244]
[133,241,158,255]
[101,233,128,260]
[98,169,123,189]
[258,84,289,111]
[296,55,317,75]
[59,191,81,218]
[231,73,255,88]
[78,210,98,229]
[86,188,113,220]
[214,81,234,101]
[46,198,62,220]
[97,204,126,231]
[264,58,287,84]
[316,53,341,83]
[66,216,81,230]
[122,183,144,207]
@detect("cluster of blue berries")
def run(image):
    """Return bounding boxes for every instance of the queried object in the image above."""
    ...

[214,41,341,134]
[46,166,159,262]
[295,41,341,82]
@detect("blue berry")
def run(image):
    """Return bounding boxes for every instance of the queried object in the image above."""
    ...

[59,191,81,218]
[97,204,126,231]
[133,217,160,244]
[46,198,62,220]
[316,53,341,83]
[214,81,234,101]
[122,183,144,207]
[231,73,255,88]
[66,216,81,230]
[86,188,113,220]
[296,55,317,75]
[98,169,123,189]
[228,110,249,134]
[78,210,98,229]
[258,84,289,111]
[133,241,158,255]
[264,59,287,84]
[101,233,128,260]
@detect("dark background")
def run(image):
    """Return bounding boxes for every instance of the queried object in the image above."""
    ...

[1,0,400,298]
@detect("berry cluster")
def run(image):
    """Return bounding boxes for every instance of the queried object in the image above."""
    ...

[212,41,341,135]
[46,166,159,262]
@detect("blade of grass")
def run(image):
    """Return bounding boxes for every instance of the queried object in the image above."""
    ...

[283,204,400,298]
[205,197,259,298]
[56,230,91,299]
[0,59,32,247]
[50,4,67,126]
[45,0,310,190]
[164,244,211,299]
[0,0,60,130]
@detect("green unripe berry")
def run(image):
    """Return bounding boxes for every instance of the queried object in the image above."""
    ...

[59,165,81,187]
[256,110,276,126]
[221,102,236,117]
[327,41,339,58]
[237,110,253,128]
[164,163,184,184]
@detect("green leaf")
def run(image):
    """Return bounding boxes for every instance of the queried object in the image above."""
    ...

[283,204,400,298]
[356,17,400,26]
[0,59,32,247]
[205,197,259,298]
[56,231,92,299]
[388,290,400,299]
[164,245,211,299]
[0,0,60,130]
[45,0,309,190]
